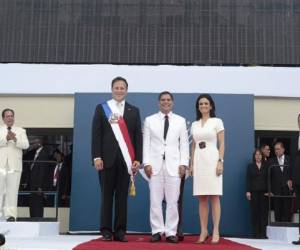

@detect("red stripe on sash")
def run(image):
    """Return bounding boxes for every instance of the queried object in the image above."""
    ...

[118,117,135,162]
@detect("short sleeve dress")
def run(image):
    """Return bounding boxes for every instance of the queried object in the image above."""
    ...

[191,117,224,196]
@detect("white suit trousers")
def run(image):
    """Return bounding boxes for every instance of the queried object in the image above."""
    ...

[0,163,21,219]
[149,162,181,237]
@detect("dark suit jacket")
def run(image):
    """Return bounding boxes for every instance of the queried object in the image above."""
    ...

[91,101,142,167]
[52,162,68,195]
[291,150,300,185]
[29,147,49,191]
[269,155,290,194]
[246,162,268,192]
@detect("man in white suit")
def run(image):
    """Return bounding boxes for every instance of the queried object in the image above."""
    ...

[0,109,29,221]
[143,91,189,243]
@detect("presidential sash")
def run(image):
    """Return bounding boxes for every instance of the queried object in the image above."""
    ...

[101,101,135,175]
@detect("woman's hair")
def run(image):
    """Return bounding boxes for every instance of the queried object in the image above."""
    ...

[195,94,216,120]
[252,148,263,163]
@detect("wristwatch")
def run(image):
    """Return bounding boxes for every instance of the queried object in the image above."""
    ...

[218,158,224,163]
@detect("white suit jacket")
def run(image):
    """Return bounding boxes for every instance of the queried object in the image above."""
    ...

[0,125,29,171]
[143,111,189,177]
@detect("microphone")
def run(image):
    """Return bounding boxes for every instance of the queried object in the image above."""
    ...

[0,233,5,246]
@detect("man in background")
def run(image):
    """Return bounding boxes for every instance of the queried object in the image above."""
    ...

[269,142,292,222]
[0,108,29,221]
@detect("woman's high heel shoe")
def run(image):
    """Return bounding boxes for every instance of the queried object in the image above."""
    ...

[195,234,209,244]
[211,235,220,244]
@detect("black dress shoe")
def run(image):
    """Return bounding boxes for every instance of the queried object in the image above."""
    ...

[166,235,178,243]
[101,234,112,241]
[114,236,128,242]
[150,233,161,242]
[177,234,184,241]
[292,239,300,245]
[6,216,15,222]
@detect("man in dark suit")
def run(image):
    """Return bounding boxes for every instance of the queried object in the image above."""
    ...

[292,114,300,244]
[52,150,69,207]
[92,76,142,242]
[269,142,292,222]
[27,138,49,218]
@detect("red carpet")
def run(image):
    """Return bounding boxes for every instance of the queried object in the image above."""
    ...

[73,235,259,250]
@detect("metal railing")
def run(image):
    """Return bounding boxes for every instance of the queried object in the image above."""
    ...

[267,164,297,227]
[18,159,59,222]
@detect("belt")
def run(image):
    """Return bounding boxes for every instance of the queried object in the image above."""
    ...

[199,141,206,149]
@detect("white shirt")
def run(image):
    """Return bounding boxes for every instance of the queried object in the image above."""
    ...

[112,99,125,116]
[277,154,285,171]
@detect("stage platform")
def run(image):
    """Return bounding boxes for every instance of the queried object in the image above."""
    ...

[2,235,300,250]
[267,225,299,243]
[0,221,59,237]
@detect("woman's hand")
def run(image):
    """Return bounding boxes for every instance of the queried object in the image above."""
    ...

[216,161,223,176]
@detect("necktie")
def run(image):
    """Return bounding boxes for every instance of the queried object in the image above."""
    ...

[163,115,169,140]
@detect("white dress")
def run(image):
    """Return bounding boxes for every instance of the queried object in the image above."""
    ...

[191,118,224,195]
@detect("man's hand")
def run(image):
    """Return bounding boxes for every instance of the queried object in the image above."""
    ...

[178,165,186,178]
[287,180,293,190]
[131,161,140,175]
[94,158,104,171]
[6,131,16,142]
[144,165,152,178]
[246,192,251,200]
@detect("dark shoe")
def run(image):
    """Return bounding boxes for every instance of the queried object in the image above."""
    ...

[101,234,112,241]
[150,233,161,242]
[166,235,178,243]
[292,239,300,245]
[177,234,184,241]
[6,216,15,222]
[114,235,128,242]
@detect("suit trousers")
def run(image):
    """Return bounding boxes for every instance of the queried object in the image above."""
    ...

[177,175,185,236]
[149,162,181,237]
[0,164,21,219]
[273,187,292,222]
[98,150,130,238]
[294,185,300,234]
[250,191,268,238]
[29,193,44,218]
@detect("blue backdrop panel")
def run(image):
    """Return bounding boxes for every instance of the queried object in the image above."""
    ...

[70,93,254,236]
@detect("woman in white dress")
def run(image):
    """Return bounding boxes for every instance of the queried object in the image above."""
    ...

[190,94,225,244]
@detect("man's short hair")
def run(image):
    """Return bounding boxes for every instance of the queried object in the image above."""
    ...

[2,108,14,118]
[111,76,128,89]
[274,141,285,149]
[158,91,174,101]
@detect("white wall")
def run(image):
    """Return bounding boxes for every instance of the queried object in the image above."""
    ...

[0,95,74,128]
[0,64,299,97]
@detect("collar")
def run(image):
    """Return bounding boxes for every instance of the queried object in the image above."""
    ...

[158,111,173,119]
[112,99,125,107]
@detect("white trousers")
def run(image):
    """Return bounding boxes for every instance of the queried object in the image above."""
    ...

[0,164,21,219]
[149,162,181,237]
